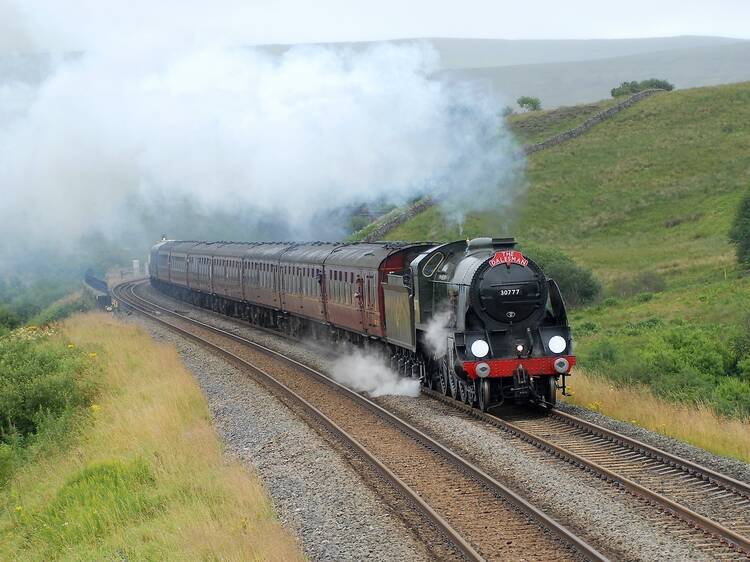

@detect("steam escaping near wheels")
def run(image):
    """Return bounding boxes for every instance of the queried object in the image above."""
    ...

[330,351,421,398]
[423,310,452,359]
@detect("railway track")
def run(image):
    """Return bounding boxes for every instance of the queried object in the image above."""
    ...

[424,388,750,560]
[114,279,606,562]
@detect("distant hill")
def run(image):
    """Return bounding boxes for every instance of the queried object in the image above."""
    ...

[428,35,742,69]
[2,36,748,108]
[446,40,750,107]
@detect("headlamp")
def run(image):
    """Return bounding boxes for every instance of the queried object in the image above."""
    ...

[548,335,566,354]
[471,339,490,358]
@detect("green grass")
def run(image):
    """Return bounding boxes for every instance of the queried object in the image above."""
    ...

[388,81,750,419]
[0,326,96,486]
[507,98,620,144]
[0,314,302,561]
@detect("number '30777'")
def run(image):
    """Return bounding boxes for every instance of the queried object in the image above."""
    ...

[498,288,521,296]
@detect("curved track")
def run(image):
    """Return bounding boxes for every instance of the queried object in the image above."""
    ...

[424,388,750,559]
[114,279,606,562]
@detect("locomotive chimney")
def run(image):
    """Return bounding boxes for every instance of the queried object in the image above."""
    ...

[466,237,493,253]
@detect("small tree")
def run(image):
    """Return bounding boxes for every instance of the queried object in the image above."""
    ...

[640,78,674,91]
[611,78,674,97]
[730,190,750,269]
[501,105,515,117]
[517,96,541,112]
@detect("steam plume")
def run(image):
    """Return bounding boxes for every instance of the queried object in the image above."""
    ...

[0,11,523,271]
[424,310,453,358]
[330,351,421,397]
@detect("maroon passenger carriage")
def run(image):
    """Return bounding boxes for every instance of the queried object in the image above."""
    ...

[150,237,575,410]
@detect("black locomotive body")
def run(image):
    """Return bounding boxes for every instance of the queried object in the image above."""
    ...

[150,236,574,410]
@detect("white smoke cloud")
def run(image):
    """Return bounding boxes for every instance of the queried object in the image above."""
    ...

[330,351,421,397]
[424,310,453,358]
[0,7,523,264]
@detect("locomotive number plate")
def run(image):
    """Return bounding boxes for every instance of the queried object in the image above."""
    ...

[498,288,522,296]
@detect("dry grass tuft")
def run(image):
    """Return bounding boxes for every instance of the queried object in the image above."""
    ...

[1,312,302,561]
[563,369,750,463]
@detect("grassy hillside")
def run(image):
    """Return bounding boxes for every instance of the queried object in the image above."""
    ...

[508,98,621,144]
[389,81,750,419]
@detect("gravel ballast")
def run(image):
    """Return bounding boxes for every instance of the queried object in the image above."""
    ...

[123,312,432,562]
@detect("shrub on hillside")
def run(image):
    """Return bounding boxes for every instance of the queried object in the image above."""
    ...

[517,96,541,112]
[729,190,750,269]
[583,323,750,418]
[611,78,674,98]
[522,244,602,307]
[0,329,93,444]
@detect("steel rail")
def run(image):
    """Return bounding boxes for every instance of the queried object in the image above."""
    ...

[115,279,608,562]
[550,408,750,497]
[422,387,750,556]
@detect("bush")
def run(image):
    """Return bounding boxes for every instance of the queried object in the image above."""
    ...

[611,78,674,97]
[0,329,93,444]
[522,244,602,307]
[729,190,750,268]
[582,323,750,417]
[712,377,750,418]
[517,96,541,112]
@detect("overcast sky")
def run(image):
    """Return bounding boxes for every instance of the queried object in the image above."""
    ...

[2,0,749,54]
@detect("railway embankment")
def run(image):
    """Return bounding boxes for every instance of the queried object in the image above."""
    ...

[0,313,302,561]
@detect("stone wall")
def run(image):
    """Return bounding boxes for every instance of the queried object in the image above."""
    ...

[361,89,665,242]
[363,197,434,242]
[523,89,664,155]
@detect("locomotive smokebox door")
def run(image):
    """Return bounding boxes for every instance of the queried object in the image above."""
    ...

[470,252,548,328]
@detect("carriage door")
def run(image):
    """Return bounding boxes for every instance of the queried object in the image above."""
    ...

[362,273,375,332]
[355,274,368,333]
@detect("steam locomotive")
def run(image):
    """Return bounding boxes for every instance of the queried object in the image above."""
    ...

[150,237,575,410]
